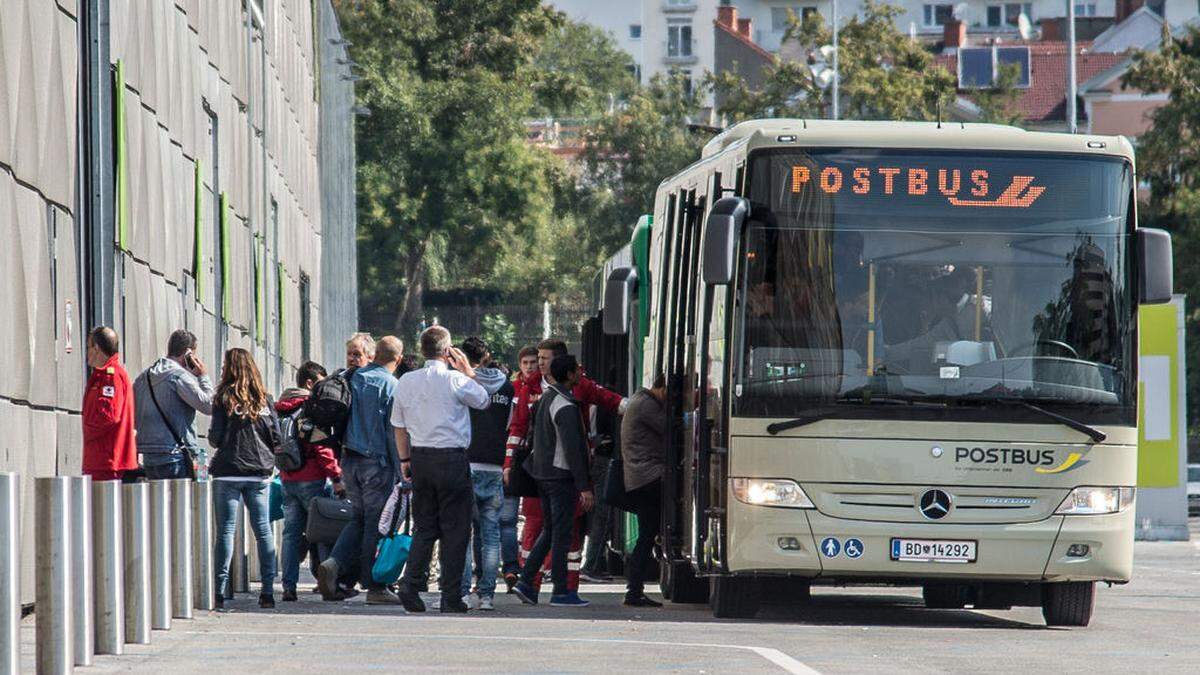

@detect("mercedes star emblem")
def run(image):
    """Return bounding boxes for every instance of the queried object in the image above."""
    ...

[919,489,952,520]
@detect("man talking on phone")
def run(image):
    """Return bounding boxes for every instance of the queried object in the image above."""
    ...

[391,326,490,613]
[133,329,214,479]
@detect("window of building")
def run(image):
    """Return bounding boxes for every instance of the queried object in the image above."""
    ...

[667,21,693,57]
[299,272,311,362]
[630,24,641,39]
[770,6,817,32]
[627,63,642,82]
[958,46,1031,88]
[986,3,1034,27]
[923,3,954,26]
[670,68,693,96]
[1074,3,1098,16]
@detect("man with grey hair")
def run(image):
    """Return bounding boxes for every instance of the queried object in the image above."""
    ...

[133,328,214,479]
[345,332,375,369]
[392,326,490,613]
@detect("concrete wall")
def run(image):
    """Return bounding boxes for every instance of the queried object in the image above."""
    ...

[0,0,357,603]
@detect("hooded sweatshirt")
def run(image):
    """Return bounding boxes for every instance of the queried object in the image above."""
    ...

[275,388,343,483]
[466,367,514,470]
[132,357,214,460]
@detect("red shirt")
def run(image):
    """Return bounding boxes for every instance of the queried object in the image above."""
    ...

[82,353,138,477]
[504,371,624,469]
[275,395,343,483]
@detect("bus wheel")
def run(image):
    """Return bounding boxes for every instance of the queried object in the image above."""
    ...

[661,560,707,604]
[1041,581,1095,627]
[763,577,811,603]
[710,576,762,619]
[922,584,968,609]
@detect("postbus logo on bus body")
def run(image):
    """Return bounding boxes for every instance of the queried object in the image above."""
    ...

[790,165,1046,209]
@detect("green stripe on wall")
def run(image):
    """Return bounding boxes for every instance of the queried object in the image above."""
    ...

[115,60,129,251]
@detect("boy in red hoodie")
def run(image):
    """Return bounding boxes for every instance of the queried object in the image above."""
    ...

[276,361,344,602]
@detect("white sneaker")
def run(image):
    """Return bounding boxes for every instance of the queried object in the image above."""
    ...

[462,593,478,610]
[478,595,495,611]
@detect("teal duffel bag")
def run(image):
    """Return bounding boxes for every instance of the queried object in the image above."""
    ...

[372,488,411,585]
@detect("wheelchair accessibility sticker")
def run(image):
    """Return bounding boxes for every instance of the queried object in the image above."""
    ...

[844,538,864,558]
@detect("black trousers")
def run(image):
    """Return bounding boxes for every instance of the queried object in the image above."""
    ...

[626,479,662,596]
[401,447,473,601]
[520,478,578,596]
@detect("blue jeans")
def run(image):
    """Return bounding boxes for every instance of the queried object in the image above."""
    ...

[281,479,331,592]
[213,479,276,597]
[143,454,190,479]
[329,453,394,591]
[499,495,520,574]
[461,470,504,599]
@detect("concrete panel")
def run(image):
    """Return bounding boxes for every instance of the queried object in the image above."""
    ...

[0,173,19,401]
[37,7,76,208]
[54,8,78,209]
[52,205,84,411]
[55,411,81,476]
[0,0,15,167]
[10,0,40,186]
[16,183,53,406]
[144,116,166,271]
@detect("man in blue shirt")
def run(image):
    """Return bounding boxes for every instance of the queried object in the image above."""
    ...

[318,334,403,604]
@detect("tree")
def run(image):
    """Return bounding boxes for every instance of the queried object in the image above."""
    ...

[339,0,564,334]
[709,1,956,123]
[1123,24,1200,431]
[973,62,1024,125]
[530,20,639,119]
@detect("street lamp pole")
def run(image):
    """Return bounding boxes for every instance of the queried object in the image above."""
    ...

[1066,0,1077,133]
[831,0,839,120]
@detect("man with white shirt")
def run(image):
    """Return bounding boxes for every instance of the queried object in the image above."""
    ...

[392,326,490,613]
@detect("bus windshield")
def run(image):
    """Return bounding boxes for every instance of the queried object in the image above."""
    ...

[734,149,1135,425]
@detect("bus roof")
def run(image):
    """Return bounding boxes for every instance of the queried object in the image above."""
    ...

[700,119,1135,163]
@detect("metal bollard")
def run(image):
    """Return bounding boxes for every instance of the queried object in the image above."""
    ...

[170,480,193,618]
[92,480,124,655]
[35,477,72,675]
[122,483,150,645]
[230,507,247,595]
[69,476,93,666]
[148,480,172,630]
[192,480,214,610]
[0,474,20,675]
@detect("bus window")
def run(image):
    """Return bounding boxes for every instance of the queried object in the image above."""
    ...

[655,193,677,376]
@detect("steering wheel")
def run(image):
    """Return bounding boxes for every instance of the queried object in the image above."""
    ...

[1007,339,1079,359]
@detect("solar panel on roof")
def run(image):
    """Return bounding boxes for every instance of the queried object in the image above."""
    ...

[959,48,993,88]
[996,47,1031,87]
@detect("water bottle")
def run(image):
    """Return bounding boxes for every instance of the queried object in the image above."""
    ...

[194,448,209,481]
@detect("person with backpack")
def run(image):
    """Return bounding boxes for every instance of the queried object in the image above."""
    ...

[317,335,404,604]
[208,348,282,609]
[274,361,344,602]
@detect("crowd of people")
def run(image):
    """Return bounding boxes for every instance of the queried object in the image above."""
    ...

[80,322,668,611]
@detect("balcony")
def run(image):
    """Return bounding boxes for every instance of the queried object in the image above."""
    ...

[662,1,697,13]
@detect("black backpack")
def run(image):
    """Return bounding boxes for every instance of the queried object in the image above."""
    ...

[274,409,306,472]
[304,367,356,430]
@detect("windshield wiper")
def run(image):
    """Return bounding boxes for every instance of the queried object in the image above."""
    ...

[765,397,947,435]
[1005,400,1107,443]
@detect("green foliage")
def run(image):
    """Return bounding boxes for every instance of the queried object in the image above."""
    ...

[479,313,518,365]
[1123,25,1200,431]
[710,1,957,123]
[531,19,639,118]
[973,62,1024,125]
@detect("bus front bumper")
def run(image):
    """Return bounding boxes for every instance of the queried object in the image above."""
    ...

[725,504,1134,583]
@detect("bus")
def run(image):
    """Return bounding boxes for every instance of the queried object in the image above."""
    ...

[589,119,1173,626]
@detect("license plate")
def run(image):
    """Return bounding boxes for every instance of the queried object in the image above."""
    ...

[890,538,977,563]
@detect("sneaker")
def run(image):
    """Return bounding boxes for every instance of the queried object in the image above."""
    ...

[440,598,470,613]
[259,594,276,609]
[462,593,478,610]
[398,587,426,613]
[282,588,298,602]
[478,595,495,611]
[624,593,663,608]
[549,591,590,607]
[316,558,340,601]
[579,570,613,583]
[504,572,518,594]
[512,581,538,606]
[336,584,360,601]
[366,588,403,605]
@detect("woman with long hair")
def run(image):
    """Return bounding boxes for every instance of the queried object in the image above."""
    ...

[208,348,281,608]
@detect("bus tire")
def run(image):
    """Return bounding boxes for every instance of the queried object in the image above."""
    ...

[922,584,967,609]
[764,577,811,603]
[1041,581,1095,627]
[710,576,761,619]
[662,560,707,604]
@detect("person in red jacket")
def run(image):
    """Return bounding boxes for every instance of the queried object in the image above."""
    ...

[82,327,138,481]
[275,361,345,602]
[504,339,626,592]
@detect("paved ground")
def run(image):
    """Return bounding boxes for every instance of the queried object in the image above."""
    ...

[21,530,1200,674]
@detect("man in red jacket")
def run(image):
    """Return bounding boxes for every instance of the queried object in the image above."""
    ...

[82,327,138,481]
[505,339,626,592]
[276,361,345,602]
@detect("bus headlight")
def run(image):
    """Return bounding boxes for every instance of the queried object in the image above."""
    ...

[731,478,814,509]
[1054,487,1135,515]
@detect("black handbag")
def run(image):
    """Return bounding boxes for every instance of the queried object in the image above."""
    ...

[600,453,637,512]
[504,443,540,498]
[305,496,353,545]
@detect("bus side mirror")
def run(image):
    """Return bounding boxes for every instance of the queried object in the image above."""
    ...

[1137,228,1173,305]
[702,197,749,285]
[603,266,637,335]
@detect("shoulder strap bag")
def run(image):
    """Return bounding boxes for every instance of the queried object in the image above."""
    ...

[147,377,197,478]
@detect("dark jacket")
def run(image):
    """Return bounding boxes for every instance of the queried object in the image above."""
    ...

[275,389,342,483]
[524,383,589,490]
[621,389,667,491]
[208,398,280,478]
[467,368,513,467]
